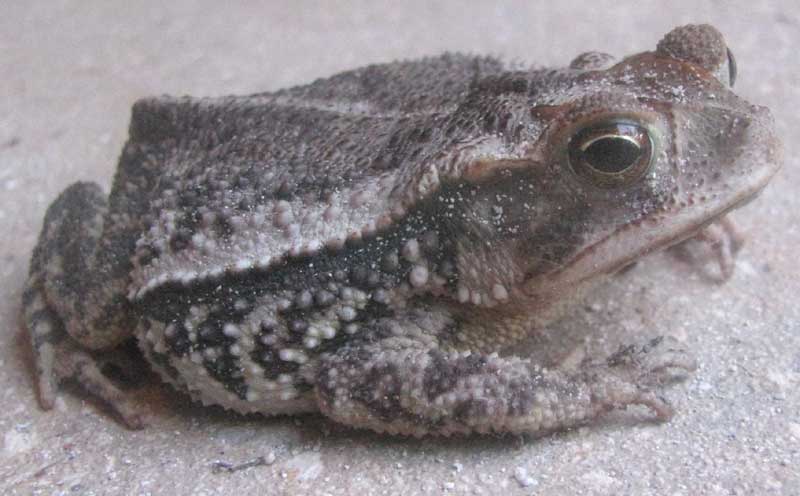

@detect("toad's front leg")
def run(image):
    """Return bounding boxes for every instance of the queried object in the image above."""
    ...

[669,215,745,281]
[315,310,696,436]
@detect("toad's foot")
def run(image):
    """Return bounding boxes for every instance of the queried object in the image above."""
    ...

[669,216,744,282]
[22,284,146,429]
[586,336,698,419]
[22,285,146,429]
[314,311,697,436]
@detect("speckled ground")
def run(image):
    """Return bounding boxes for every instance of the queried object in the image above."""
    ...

[1,1,798,494]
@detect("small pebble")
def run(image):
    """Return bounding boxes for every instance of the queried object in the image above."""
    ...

[513,466,537,488]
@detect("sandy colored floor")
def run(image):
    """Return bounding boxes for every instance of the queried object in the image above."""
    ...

[1,1,798,494]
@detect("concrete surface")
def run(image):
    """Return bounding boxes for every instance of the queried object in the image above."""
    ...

[1,1,798,494]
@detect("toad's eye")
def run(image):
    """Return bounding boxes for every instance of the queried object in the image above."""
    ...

[567,121,653,188]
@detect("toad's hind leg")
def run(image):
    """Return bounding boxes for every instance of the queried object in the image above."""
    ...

[22,182,143,427]
[315,310,697,436]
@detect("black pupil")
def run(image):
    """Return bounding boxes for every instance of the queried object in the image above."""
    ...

[582,136,642,174]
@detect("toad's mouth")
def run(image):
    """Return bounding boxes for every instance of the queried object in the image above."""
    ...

[534,155,781,294]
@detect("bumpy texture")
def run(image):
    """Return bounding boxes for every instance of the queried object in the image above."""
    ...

[22,24,781,436]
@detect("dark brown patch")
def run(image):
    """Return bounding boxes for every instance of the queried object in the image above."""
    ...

[423,349,488,400]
